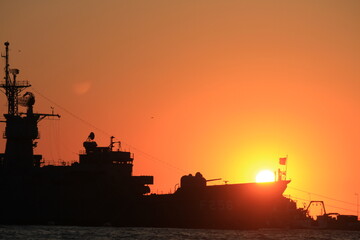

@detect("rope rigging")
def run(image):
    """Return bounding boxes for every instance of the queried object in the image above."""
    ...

[32,86,187,174]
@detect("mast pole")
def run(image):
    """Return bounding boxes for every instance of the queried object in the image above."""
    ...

[285,155,288,180]
[3,42,12,115]
[4,42,9,86]
[356,193,359,220]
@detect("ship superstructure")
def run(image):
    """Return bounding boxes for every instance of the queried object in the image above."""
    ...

[0,42,60,169]
[0,42,153,225]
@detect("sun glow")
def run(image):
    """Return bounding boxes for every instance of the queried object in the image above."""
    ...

[255,170,276,183]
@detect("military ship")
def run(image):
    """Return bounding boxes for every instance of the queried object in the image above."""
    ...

[0,42,294,229]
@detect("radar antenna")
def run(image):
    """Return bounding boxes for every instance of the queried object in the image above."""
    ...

[87,132,95,141]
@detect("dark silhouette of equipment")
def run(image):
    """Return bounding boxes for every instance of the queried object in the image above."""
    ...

[88,132,95,141]
[306,201,327,218]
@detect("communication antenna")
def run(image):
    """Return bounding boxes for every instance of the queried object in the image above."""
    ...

[1,42,31,116]
[109,136,121,151]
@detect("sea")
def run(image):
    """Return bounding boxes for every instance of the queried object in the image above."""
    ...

[1,226,360,240]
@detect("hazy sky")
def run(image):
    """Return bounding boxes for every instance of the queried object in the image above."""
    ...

[1,0,360,215]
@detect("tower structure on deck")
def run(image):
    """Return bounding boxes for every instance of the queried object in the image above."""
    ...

[0,42,60,170]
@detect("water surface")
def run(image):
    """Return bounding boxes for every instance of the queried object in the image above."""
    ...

[1,225,360,240]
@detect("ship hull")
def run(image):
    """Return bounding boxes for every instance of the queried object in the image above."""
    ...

[126,180,291,229]
[0,170,290,229]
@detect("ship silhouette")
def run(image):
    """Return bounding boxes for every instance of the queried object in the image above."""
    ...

[0,42,302,229]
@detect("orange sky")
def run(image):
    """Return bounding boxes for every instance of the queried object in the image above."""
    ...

[1,0,360,216]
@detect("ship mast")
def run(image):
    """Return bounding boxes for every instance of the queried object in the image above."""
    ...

[1,42,31,116]
[0,42,60,170]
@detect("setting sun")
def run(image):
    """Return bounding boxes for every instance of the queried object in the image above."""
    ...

[256,170,276,183]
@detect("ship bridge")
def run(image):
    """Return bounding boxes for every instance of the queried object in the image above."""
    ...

[79,133,153,188]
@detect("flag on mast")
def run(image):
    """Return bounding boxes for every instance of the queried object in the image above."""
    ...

[279,157,287,165]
